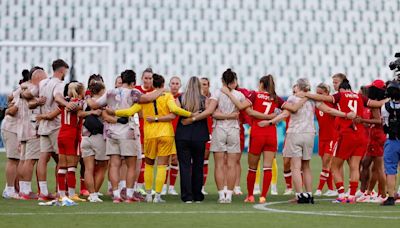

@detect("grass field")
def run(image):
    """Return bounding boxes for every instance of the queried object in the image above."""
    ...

[0,153,398,228]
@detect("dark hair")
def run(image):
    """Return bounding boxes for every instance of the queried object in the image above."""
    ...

[20,69,30,84]
[368,86,386,101]
[201,77,210,85]
[121,70,136,85]
[152,73,165,88]
[89,81,105,95]
[260,75,277,102]
[142,68,153,76]
[28,66,44,80]
[222,68,237,85]
[339,78,352,91]
[64,80,78,97]
[87,74,104,87]
[52,59,69,71]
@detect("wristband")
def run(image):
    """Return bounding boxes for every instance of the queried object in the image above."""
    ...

[155,117,159,122]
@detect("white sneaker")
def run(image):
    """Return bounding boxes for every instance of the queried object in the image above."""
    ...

[323,190,338,197]
[201,186,208,195]
[224,197,232,204]
[168,187,178,196]
[88,195,103,203]
[314,190,322,196]
[161,185,168,196]
[356,194,370,203]
[283,188,294,195]
[145,194,153,203]
[96,192,104,196]
[271,185,278,195]
[61,196,77,206]
[151,190,156,196]
[218,197,226,204]
[355,190,364,199]
[367,195,384,204]
[234,186,243,195]
[153,195,166,203]
[253,186,261,195]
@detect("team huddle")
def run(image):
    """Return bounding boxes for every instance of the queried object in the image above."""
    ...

[1,59,400,206]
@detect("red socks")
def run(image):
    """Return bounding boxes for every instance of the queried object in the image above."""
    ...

[138,159,145,184]
[67,167,76,190]
[57,168,67,192]
[169,165,178,186]
[246,168,257,197]
[349,181,358,196]
[336,182,345,194]
[261,168,272,198]
[284,171,292,189]
[317,169,330,190]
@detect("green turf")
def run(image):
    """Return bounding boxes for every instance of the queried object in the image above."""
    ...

[0,153,398,228]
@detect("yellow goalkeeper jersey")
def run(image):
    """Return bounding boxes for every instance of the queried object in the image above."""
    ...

[115,92,191,139]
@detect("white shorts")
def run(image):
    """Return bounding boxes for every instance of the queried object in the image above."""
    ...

[81,134,109,161]
[210,126,241,153]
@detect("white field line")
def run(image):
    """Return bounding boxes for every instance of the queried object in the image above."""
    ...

[0,211,264,216]
[253,200,400,220]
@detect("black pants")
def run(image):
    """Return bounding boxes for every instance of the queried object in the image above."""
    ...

[175,140,206,202]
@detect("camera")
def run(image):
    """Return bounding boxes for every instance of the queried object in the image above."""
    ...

[389,52,400,81]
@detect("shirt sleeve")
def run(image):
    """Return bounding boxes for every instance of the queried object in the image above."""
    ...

[115,104,142,117]
[277,96,285,109]
[167,94,192,117]
[331,93,341,104]
[95,90,108,107]
[53,82,64,97]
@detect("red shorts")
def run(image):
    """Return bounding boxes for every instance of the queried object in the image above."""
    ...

[206,141,211,151]
[318,140,335,157]
[335,132,367,160]
[366,128,386,157]
[58,136,80,156]
[249,136,277,155]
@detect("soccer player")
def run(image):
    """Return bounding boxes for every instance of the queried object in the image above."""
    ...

[36,59,75,201]
[87,69,163,203]
[135,68,155,195]
[200,77,212,195]
[1,76,26,199]
[80,77,108,202]
[162,76,181,196]
[305,79,388,203]
[242,75,286,203]
[18,69,47,200]
[56,82,86,205]
[314,83,338,197]
[357,80,387,203]
[260,78,353,204]
[112,73,194,203]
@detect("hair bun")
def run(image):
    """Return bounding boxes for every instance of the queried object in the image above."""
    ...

[226,68,232,72]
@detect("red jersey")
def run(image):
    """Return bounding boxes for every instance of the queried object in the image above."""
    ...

[250,91,284,137]
[171,93,181,132]
[135,85,154,143]
[332,91,368,133]
[315,101,336,141]
[59,104,82,139]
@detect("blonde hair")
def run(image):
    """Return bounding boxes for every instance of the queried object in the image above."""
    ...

[68,82,85,99]
[170,76,181,83]
[296,78,311,92]
[317,83,330,94]
[332,73,347,81]
[181,77,202,113]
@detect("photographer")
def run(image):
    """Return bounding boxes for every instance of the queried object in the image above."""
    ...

[381,80,400,206]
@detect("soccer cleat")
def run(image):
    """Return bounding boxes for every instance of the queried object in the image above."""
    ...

[234,186,243,195]
[355,190,364,199]
[259,197,266,204]
[120,188,127,200]
[346,196,356,204]
[3,191,20,200]
[153,195,166,203]
[201,186,208,195]
[161,184,168,195]
[112,197,123,204]
[368,195,386,204]
[61,197,77,206]
[97,192,104,196]
[38,193,55,201]
[88,195,103,203]
[19,192,38,200]
[70,194,87,202]
[137,188,147,196]
[145,194,153,203]
[124,197,139,203]
[168,188,179,196]
[356,194,371,203]
[283,188,294,195]
[270,185,278,195]
[314,190,322,196]
[323,190,338,197]
[253,186,261,195]
[244,195,255,203]
[133,191,146,202]
[382,197,395,206]
[332,197,347,203]
[80,189,90,197]
[185,201,193,204]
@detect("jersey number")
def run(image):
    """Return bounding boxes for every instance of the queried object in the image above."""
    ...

[347,100,358,114]
[262,101,272,114]
[64,109,71,125]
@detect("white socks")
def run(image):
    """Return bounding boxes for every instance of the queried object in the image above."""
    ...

[119,181,126,190]
[113,189,121,199]
[68,188,75,197]
[127,188,134,198]
[218,190,225,200]
[226,190,233,201]
[39,181,48,196]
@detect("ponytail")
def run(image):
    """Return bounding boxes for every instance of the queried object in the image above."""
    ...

[260,75,277,102]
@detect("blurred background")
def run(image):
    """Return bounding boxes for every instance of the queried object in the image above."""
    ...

[1,0,399,149]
